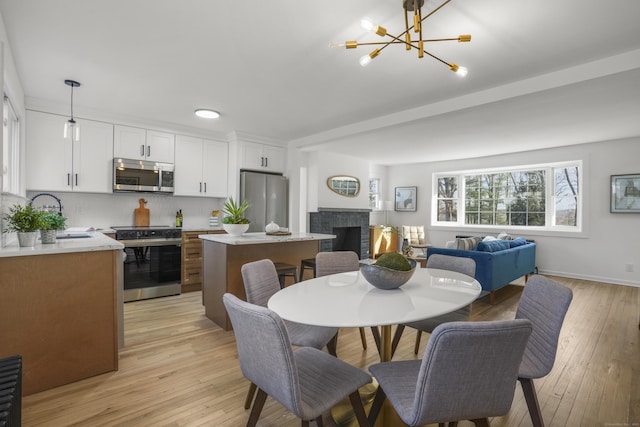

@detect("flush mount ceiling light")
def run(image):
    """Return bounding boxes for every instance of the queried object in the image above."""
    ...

[334,0,471,76]
[63,79,81,140]
[195,109,220,119]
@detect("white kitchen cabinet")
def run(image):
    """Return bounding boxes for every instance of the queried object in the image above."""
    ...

[113,125,175,163]
[174,135,228,197]
[26,110,114,193]
[240,141,285,173]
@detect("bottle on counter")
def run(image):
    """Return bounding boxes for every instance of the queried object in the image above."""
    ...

[176,210,183,227]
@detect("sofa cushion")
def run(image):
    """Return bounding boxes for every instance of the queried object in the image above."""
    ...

[477,239,511,252]
[509,237,528,248]
[456,236,482,250]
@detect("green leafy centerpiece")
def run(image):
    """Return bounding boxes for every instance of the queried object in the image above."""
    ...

[360,252,417,290]
[221,197,250,236]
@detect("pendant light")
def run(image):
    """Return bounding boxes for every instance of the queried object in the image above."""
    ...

[63,79,81,141]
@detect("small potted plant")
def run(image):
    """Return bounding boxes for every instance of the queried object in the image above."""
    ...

[2,203,45,247]
[40,212,67,244]
[221,197,250,236]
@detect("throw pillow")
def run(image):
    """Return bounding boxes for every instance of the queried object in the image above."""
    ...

[445,240,457,249]
[497,231,513,240]
[509,237,528,248]
[457,236,481,250]
[477,239,511,252]
[482,235,497,242]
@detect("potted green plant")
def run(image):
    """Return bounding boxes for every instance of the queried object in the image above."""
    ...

[2,203,45,247]
[40,212,67,244]
[221,197,250,236]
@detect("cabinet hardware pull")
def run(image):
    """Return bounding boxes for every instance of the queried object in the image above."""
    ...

[67,173,71,186]
[204,182,207,193]
[147,145,151,157]
[199,182,202,192]
[265,157,268,167]
[75,174,78,186]
[140,145,145,156]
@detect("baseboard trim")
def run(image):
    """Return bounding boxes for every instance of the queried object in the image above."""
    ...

[538,269,640,288]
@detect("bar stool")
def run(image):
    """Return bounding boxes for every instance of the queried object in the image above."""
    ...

[273,262,299,288]
[299,258,316,281]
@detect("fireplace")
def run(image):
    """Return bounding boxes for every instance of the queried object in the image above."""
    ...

[309,208,370,259]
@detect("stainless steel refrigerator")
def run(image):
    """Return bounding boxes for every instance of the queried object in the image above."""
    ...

[240,171,288,232]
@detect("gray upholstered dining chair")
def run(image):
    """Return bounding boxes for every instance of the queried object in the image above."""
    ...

[240,259,339,409]
[390,254,477,357]
[516,275,573,427]
[368,319,532,427]
[223,293,372,427]
[315,251,378,352]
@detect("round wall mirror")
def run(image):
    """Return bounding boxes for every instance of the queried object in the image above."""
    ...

[327,175,360,197]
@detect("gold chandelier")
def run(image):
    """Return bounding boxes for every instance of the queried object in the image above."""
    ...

[335,0,471,75]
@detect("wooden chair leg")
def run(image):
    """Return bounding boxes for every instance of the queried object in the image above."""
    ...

[302,421,309,427]
[370,326,381,356]
[315,415,324,427]
[327,332,339,357]
[244,382,257,409]
[358,327,368,350]
[247,388,267,427]
[367,386,387,426]
[471,418,490,427]
[390,324,405,358]
[519,377,545,427]
[414,330,423,355]
[348,390,370,427]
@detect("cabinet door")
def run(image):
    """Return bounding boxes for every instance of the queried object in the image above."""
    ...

[263,144,285,173]
[202,139,228,197]
[174,135,204,196]
[26,111,74,192]
[240,141,265,170]
[146,130,175,163]
[73,119,114,193]
[113,125,146,160]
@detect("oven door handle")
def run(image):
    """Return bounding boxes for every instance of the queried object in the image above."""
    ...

[120,238,182,248]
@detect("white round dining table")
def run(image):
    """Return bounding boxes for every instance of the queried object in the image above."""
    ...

[268,267,481,426]
[268,267,481,330]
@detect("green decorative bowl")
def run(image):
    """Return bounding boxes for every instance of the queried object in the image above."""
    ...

[360,259,417,290]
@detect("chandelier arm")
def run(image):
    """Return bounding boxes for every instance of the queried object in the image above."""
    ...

[421,0,453,22]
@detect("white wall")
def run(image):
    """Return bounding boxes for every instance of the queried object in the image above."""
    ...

[26,191,226,230]
[384,137,640,287]
[307,151,370,211]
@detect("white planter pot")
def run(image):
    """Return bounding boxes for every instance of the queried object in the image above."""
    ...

[223,223,250,236]
[17,231,38,247]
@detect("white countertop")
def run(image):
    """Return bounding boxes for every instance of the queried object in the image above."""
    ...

[0,232,123,258]
[198,232,335,245]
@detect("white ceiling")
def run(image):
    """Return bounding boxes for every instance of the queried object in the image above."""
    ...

[1,0,639,165]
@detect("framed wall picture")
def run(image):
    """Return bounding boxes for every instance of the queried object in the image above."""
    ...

[395,186,417,212]
[611,173,640,213]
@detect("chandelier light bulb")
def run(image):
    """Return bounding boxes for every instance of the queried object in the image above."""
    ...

[359,54,372,67]
[456,66,468,77]
[360,17,375,32]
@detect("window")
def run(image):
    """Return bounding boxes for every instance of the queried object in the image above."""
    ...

[369,178,380,210]
[434,161,581,231]
[2,95,20,194]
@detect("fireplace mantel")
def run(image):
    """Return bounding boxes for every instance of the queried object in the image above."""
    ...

[309,209,370,259]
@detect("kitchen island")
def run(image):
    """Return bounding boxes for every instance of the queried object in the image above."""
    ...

[0,232,123,395]
[199,232,335,330]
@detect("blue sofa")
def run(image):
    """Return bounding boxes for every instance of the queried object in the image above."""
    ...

[426,238,536,304]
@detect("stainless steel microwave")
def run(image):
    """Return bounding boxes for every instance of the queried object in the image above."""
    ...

[113,158,174,193]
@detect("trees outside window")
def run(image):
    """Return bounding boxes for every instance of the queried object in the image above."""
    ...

[434,162,581,231]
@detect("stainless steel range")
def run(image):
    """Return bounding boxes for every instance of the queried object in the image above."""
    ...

[113,226,182,302]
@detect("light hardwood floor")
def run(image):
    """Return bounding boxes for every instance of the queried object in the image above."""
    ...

[22,276,640,426]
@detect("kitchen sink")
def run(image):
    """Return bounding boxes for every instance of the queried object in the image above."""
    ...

[55,233,93,239]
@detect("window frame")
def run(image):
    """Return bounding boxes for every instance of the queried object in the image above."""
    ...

[432,160,583,233]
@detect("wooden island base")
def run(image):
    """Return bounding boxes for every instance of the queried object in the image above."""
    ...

[202,238,322,330]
